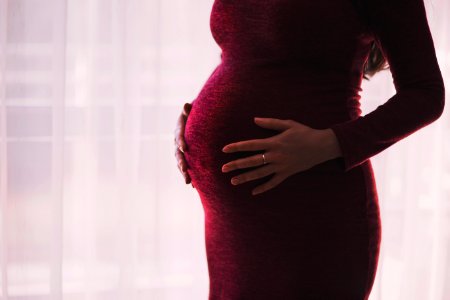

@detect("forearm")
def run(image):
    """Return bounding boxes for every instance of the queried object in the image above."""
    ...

[319,128,343,161]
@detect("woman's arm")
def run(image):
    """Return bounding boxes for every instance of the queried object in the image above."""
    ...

[329,0,445,172]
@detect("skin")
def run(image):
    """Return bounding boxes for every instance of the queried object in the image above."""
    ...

[174,104,343,195]
[174,102,194,187]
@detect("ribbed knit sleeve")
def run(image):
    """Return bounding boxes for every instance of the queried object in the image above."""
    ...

[329,0,445,172]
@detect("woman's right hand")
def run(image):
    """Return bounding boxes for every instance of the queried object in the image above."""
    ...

[174,102,195,188]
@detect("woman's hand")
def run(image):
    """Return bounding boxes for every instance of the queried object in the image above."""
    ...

[174,102,195,188]
[221,117,342,195]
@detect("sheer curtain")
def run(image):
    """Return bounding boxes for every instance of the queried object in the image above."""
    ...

[0,0,448,299]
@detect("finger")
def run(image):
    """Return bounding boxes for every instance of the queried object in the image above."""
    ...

[179,136,187,153]
[177,162,191,184]
[174,103,192,152]
[251,173,286,195]
[174,144,182,157]
[178,144,185,153]
[222,138,270,153]
[180,102,193,140]
[183,102,192,116]
[253,117,295,131]
[174,139,185,154]
[175,153,191,185]
[222,152,270,173]
[175,116,188,152]
[175,106,189,135]
[174,128,187,152]
[230,164,275,185]
[175,150,188,172]
[181,168,192,184]
[174,151,192,184]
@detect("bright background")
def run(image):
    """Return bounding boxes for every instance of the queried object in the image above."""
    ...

[0,0,449,299]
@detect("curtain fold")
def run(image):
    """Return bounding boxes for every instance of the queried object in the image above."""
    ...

[0,0,449,299]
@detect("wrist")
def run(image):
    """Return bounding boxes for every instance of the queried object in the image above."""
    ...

[319,128,342,161]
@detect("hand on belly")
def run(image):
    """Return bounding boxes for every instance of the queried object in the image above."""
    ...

[221,117,342,196]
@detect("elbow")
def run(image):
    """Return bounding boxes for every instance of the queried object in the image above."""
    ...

[431,80,445,121]
[419,77,446,123]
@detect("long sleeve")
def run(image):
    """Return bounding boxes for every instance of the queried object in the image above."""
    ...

[329,0,445,172]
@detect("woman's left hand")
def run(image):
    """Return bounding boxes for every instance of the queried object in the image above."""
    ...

[221,117,342,196]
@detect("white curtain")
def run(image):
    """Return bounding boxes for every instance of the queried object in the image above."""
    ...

[0,0,448,299]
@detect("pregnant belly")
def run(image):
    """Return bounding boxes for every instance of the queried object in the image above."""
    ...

[183,65,356,211]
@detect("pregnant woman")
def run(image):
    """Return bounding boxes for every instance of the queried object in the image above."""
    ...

[174,0,445,299]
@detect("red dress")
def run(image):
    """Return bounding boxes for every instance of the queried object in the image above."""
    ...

[183,0,445,299]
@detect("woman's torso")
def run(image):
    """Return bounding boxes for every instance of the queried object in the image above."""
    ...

[184,0,377,213]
